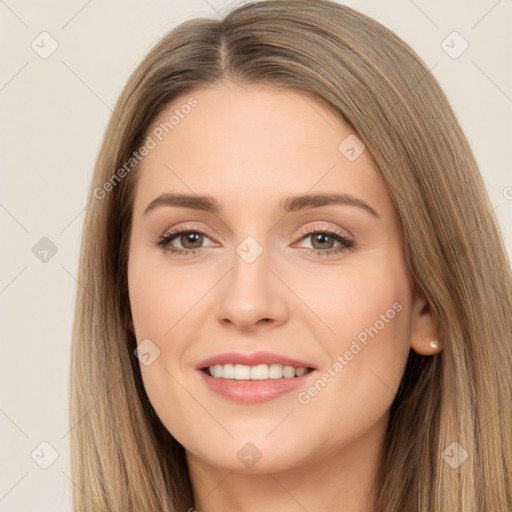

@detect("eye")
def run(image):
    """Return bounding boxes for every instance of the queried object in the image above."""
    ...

[156,226,216,256]
[294,225,356,256]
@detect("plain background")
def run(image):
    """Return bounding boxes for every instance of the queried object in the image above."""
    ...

[1,1,511,510]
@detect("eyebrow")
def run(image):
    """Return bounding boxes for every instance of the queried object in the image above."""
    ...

[143,192,379,218]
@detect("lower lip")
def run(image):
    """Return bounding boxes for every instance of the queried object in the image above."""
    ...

[198,370,316,403]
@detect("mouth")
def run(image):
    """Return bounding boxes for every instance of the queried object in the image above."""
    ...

[195,352,317,403]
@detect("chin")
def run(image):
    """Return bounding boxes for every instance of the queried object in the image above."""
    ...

[186,441,306,475]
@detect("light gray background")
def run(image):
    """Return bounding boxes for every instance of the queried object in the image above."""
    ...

[1,1,511,510]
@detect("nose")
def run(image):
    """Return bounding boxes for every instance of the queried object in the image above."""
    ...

[215,245,289,332]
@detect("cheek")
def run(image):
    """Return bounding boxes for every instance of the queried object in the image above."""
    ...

[300,252,410,346]
[293,253,412,437]
[127,256,208,431]
[127,252,226,392]
[128,255,209,341]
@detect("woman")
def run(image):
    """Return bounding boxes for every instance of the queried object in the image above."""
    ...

[69,1,512,510]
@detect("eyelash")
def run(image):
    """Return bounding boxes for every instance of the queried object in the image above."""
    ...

[155,224,356,258]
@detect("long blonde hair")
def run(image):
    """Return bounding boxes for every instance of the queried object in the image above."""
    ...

[69,1,512,510]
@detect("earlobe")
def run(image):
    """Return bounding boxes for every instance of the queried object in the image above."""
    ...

[410,293,443,356]
[411,337,443,355]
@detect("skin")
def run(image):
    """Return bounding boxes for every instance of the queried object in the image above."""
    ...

[127,82,440,512]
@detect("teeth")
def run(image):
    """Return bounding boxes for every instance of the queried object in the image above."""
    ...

[208,363,309,380]
[222,363,234,379]
[251,364,268,380]
[269,364,285,379]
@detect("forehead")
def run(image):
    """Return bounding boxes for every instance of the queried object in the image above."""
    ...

[132,83,390,218]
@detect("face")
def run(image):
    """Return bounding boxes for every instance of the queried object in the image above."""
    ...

[127,82,432,474]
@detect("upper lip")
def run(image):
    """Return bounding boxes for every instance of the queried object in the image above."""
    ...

[195,351,316,370]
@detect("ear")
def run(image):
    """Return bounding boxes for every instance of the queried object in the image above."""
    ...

[410,292,442,355]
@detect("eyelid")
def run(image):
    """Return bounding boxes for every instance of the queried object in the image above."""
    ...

[159,222,218,240]
[298,223,350,237]
[158,223,347,242]
[293,222,354,243]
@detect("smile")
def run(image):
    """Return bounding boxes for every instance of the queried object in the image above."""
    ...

[196,351,317,403]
